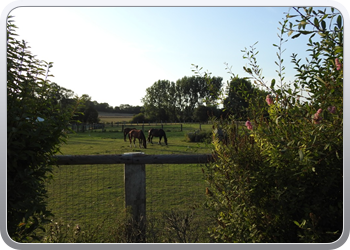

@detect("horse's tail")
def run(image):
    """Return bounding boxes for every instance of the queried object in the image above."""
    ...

[141,130,147,148]
[163,130,168,145]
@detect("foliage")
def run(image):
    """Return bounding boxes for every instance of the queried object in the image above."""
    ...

[186,130,212,143]
[142,79,175,122]
[7,16,79,241]
[204,7,343,243]
[72,94,99,123]
[194,105,219,122]
[141,76,223,122]
[223,77,269,120]
[93,102,143,114]
[131,113,149,123]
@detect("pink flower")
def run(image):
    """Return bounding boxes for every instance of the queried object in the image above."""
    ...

[335,58,342,71]
[245,121,253,130]
[327,106,336,114]
[313,109,322,124]
[266,95,274,105]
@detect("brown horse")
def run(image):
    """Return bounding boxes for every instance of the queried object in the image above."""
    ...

[148,128,167,145]
[123,127,136,141]
[128,129,147,148]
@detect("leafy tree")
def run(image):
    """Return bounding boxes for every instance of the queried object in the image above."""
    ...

[142,76,223,122]
[194,105,219,122]
[7,16,79,241]
[204,7,342,243]
[223,77,268,120]
[72,94,99,123]
[131,113,149,123]
[175,76,223,121]
[93,102,113,113]
[141,79,175,122]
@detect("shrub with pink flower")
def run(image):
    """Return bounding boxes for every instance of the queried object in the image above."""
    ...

[266,95,274,105]
[313,109,323,124]
[335,58,342,71]
[245,121,253,130]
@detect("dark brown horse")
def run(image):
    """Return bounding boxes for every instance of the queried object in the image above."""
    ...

[123,127,136,141]
[128,129,147,148]
[148,128,167,145]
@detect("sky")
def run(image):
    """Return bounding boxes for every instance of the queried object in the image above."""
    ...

[7,6,342,107]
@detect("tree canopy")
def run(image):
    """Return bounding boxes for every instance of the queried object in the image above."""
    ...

[141,76,223,122]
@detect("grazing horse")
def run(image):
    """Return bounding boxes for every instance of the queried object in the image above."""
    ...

[148,128,168,145]
[128,129,147,148]
[123,127,136,141]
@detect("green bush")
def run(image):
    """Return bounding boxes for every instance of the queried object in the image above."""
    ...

[131,113,149,123]
[186,130,211,143]
[7,17,79,242]
[203,7,343,243]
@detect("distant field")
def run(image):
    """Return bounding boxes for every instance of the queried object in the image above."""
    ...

[98,112,134,123]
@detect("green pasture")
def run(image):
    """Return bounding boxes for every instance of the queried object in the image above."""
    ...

[60,123,213,155]
[45,123,215,242]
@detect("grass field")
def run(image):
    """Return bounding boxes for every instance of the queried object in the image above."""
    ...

[98,112,135,123]
[45,122,216,242]
[61,122,213,155]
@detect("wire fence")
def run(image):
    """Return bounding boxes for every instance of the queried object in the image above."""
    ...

[45,160,210,240]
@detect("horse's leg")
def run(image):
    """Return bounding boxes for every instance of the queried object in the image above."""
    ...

[158,136,162,145]
[129,134,132,147]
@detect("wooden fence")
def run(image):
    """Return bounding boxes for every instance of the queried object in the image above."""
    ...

[69,123,105,132]
[69,122,213,133]
[52,153,213,240]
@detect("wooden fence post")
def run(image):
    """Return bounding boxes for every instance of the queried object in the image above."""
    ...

[123,152,146,241]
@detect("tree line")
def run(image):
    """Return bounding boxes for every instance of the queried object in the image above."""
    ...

[49,75,268,124]
[139,75,268,123]
[33,82,143,124]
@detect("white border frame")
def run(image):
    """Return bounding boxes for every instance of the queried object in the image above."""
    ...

[1,1,348,249]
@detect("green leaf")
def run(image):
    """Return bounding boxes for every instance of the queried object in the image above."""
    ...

[298,149,304,161]
[243,67,252,74]
[337,15,342,28]
[271,79,276,89]
[291,33,301,39]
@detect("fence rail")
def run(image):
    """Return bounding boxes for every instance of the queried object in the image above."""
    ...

[53,153,213,165]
